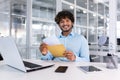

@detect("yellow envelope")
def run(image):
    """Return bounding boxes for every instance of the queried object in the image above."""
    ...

[47,44,66,57]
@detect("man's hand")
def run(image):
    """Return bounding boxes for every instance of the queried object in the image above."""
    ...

[63,50,76,61]
[39,43,48,55]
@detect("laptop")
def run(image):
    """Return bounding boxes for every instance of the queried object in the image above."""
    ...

[0,36,54,72]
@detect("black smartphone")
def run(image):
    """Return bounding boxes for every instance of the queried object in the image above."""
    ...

[55,66,68,73]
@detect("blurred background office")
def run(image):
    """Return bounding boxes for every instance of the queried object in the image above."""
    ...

[0,0,120,62]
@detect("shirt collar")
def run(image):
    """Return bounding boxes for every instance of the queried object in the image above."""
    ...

[58,31,75,38]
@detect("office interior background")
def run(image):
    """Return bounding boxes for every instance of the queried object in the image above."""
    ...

[0,0,120,62]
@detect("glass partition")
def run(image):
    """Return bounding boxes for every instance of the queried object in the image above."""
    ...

[98,3,104,16]
[76,8,87,27]
[105,6,109,17]
[32,21,56,46]
[0,0,10,36]
[0,0,10,13]
[32,0,56,20]
[88,13,97,28]
[64,0,74,4]
[11,0,27,46]
[98,16,104,28]
[62,3,74,14]
[0,14,9,36]
[11,0,27,58]
[89,0,97,12]
[76,0,87,9]
[32,0,56,46]
[11,16,26,45]
[76,27,87,38]
[31,0,56,58]
[88,28,97,43]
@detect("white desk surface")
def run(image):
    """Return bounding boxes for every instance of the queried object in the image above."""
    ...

[0,60,120,80]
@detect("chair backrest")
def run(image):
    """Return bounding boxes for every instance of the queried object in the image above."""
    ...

[98,35,108,46]
[0,54,3,60]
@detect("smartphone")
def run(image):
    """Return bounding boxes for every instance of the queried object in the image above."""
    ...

[55,66,68,73]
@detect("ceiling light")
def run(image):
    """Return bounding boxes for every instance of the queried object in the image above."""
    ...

[100,16,104,19]
[70,5,74,9]
[83,11,87,13]
[93,14,96,17]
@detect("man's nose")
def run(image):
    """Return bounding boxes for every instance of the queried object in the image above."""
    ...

[63,21,67,25]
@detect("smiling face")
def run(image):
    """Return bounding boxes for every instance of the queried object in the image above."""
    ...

[59,17,73,33]
[55,10,74,36]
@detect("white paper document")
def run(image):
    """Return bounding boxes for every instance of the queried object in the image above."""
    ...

[43,35,66,57]
[43,35,61,45]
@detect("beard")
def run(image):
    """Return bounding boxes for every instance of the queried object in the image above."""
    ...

[60,25,73,32]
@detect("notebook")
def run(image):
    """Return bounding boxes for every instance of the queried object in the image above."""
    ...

[0,36,54,72]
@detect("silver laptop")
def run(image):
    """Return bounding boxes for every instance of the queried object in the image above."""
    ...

[0,36,54,72]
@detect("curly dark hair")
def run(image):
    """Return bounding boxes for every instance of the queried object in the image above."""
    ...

[55,10,74,24]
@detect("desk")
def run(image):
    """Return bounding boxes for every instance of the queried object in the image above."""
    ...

[0,60,120,80]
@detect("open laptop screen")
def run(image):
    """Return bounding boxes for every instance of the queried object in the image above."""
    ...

[0,37,54,72]
[0,37,27,72]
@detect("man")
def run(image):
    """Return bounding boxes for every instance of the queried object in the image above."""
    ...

[39,10,89,62]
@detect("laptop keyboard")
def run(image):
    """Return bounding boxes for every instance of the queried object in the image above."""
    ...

[23,61,42,68]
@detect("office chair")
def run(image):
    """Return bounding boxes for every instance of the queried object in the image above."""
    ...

[0,54,3,60]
